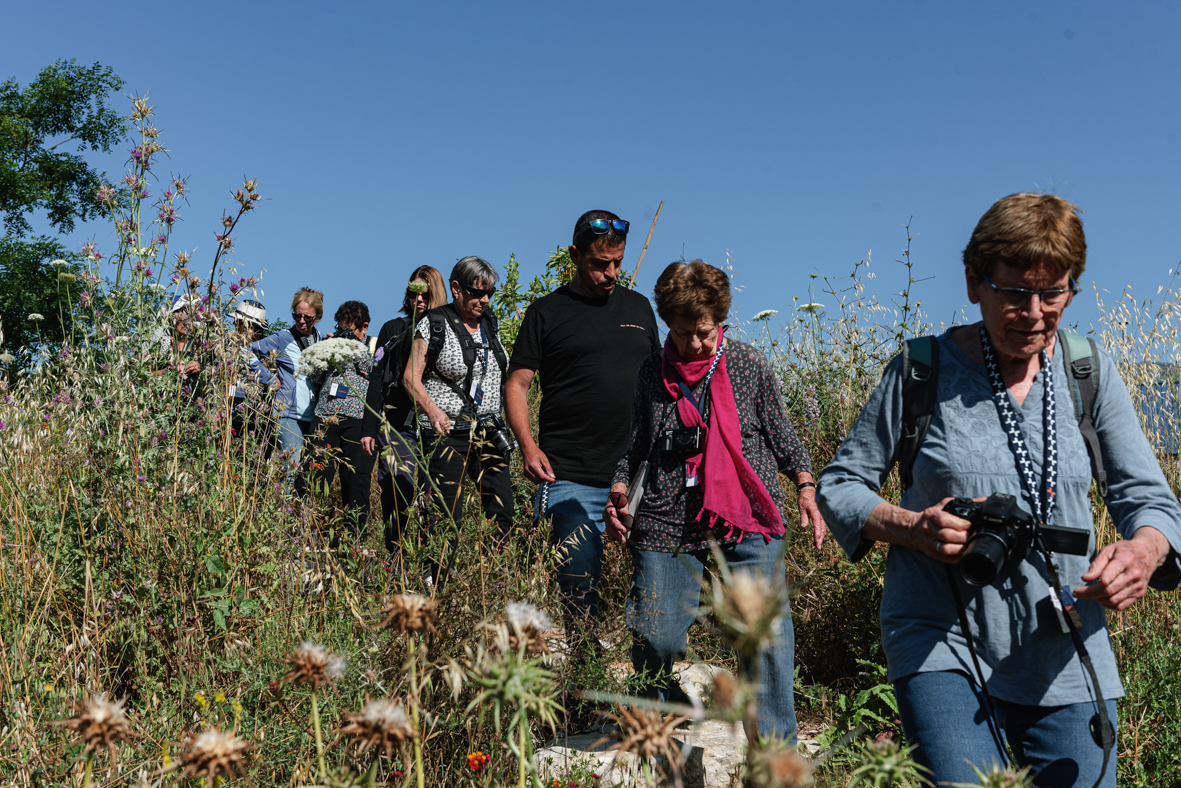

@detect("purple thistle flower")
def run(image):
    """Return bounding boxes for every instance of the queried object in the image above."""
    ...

[158,234,167,244]
[137,475,146,481]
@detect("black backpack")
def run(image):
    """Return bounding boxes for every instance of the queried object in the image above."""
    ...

[893,330,1107,496]
[377,316,416,407]
[423,304,509,408]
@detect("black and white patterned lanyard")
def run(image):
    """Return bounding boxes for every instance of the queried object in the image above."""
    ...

[980,324,1058,525]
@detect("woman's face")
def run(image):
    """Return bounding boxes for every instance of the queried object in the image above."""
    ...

[967,261,1075,361]
[451,279,492,322]
[667,316,719,361]
[410,277,432,315]
[291,300,319,337]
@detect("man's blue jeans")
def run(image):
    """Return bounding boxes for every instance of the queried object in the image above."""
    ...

[536,480,610,625]
[627,536,798,742]
[894,670,1117,788]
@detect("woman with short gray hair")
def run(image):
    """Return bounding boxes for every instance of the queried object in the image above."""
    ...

[404,257,514,557]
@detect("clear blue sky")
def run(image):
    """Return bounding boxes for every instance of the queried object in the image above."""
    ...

[7,1,1181,337]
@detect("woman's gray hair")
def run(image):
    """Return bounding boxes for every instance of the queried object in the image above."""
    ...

[450,256,499,289]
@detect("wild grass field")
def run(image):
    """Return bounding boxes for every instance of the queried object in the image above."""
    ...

[1,99,1179,788]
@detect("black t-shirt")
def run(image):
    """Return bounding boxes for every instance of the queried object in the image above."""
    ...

[511,284,661,487]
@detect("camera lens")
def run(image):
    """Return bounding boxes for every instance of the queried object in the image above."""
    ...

[959,532,1011,587]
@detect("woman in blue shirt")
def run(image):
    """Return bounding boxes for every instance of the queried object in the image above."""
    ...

[817,193,1181,787]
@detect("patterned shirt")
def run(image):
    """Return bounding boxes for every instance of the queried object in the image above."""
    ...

[314,347,372,421]
[612,339,813,553]
[415,314,503,426]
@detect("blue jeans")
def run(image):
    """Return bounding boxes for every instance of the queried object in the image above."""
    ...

[277,417,315,493]
[627,536,797,742]
[895,670,1117,788]
[536,481,609,624]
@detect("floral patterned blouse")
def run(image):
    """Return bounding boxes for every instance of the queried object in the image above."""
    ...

[314,348,372,421]
[612,339,813,553]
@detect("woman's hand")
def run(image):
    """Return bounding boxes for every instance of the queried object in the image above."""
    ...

[178,360,200,378]
[863,498,974,563]
[1073,526,1170,611]
[360,436,377,457]
[603,483,630,543]
[798,486,827,550]
[426,405,450,435]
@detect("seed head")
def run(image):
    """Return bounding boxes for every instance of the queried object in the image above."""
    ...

[505,601,552,654]
[711,569,785,656]
[379,593,439,633]
[53,693,133,764]
[710,671,740,714]
[338,697,417,758]
[168,727,250,788]
[746,745,813,788]
[595,704,688,765]
[282,642,346,691]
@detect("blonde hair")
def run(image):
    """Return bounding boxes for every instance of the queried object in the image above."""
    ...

[402,266,448,316]
[291,287,324,319]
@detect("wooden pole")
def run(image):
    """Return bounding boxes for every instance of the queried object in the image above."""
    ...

[629,200,664,289]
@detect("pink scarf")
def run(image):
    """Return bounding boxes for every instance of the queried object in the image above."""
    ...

[662,328,785,540]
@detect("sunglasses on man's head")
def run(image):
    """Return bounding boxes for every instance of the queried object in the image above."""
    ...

[579,218,630,237]
[458,281,497,298]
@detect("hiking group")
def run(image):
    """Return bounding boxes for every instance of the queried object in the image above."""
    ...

[162,198,1181,787]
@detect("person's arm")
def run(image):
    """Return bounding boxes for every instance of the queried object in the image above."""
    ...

[1069,346,1181,610]
[750,349,826,549]
[247,334,279,388]
[506,364,555,484]
[404,335,449,434]
[604,359,654,542]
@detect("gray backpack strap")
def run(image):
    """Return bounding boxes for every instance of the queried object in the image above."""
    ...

[1058,330,1108,497]
[896,335,939,492]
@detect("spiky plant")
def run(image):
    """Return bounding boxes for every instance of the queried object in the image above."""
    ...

[950,763,1035,788]
[743,739,813,788]
[846,737,929,788]
[53,693,133,786]
[282,642,346,779]
[338,697,418,788]
[161,727,251,788]
[593,703,690,786]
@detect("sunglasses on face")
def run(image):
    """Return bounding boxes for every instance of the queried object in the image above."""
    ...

[292,312,317,324]
[458,281,497,298]
[981,275,1077,308]
[406,287,431,299]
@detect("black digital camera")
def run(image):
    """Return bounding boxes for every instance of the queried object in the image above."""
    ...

[943,493,1091,587]
[477,414,517,462]
[658,426,704,453]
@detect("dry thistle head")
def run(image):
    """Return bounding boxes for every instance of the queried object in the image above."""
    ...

[379,593,439,633]
[745,742,813,788]
[169,727,250,788]
[710,671,742,716]
[53,693,133,764]
[505,601,552,654]
[710,569,786,657]
[338,697,418,759]
[282,642,346,691]
[595,704,688,764]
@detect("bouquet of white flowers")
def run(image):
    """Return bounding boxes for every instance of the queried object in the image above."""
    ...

[296,338,367,377]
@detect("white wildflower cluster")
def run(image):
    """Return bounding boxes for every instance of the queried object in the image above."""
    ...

[797,303,825,313]
[296,338,366,377]
[752,309,779,321]
[506,601,552,633]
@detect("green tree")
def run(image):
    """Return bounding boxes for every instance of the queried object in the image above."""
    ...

[0,59,125,357]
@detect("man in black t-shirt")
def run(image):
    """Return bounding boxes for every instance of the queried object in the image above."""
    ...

[506,210,661,645]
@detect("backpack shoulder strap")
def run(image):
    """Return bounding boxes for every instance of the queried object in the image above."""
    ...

[425,305,480,403]
[896,335,939,492]
[1058,329,1108,497]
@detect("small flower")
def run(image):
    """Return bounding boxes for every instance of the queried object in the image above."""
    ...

[505,601,553,654]
[53,693,133,765]
[194,691,208,709]
[0,353,14,364]
[466,750,490,773]
[339,697,418,758]
[58,272,77,284]
[407,281,428,294]
[148,283,167,293]
[711,569,785,656]
[594,704,688,769]
[27,313,44,322]
[162,727,250,787]
[746,744,813,788]
[282,642,346,690]
[49,259,69,269]
[752,309,779,321]
[797,302,824,313]
[378,594,440,633]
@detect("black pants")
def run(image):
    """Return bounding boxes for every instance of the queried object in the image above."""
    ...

[376,425,422,554]
[310,416,375,535]
[428,431,514,540]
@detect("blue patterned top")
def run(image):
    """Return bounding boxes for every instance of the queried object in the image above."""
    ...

[817,327,1181,706]
[314,348,372,421]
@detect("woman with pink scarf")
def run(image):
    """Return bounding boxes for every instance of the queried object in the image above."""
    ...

[604,260,825,741]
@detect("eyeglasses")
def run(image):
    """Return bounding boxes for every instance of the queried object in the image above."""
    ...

[406,287,431,299]
[459,281,497,298]
[981,275,1077,308]
[578,218,630,237]
[292,312,317,324]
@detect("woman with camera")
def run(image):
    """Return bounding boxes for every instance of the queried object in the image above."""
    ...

[817,194,1181,787]
[404,257,514,544]
[603,260,825,741]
